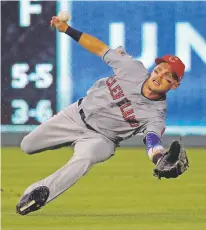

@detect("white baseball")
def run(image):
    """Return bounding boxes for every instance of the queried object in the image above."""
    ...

[57,11,70,22]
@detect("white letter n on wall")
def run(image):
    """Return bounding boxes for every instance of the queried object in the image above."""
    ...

[176,22,206,71]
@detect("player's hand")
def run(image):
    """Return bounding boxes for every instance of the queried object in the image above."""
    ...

[50,16,68,33]
[153,140,189,179]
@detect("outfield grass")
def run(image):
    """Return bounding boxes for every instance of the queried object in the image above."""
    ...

[2,147,206,230]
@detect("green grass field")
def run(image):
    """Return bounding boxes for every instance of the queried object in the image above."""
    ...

[2,147,206,230]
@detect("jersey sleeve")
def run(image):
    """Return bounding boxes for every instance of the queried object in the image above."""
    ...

[102,47,134,67]
[143,118,166,140]
[101,47,147,78]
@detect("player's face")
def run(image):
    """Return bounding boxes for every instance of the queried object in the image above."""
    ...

[148,62,180,93]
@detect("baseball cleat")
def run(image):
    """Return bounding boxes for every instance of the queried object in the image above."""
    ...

[16,186,50,215]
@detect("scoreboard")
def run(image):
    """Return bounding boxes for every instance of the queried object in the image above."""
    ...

[1,1,72,132]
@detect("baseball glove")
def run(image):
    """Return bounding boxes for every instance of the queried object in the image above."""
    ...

[153,140,189,179]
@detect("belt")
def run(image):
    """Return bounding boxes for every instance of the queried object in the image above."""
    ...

[78,98,96,132]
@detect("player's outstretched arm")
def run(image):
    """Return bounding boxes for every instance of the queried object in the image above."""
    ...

[50,16,109,57]
[145,132,165,165]
[145,133,189,179]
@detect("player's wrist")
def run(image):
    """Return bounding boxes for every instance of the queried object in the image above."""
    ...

[147,144,165,165]
[65,26,83,42]
[62,24,69,33]
[150,146,165,164]
[152,152,164,165]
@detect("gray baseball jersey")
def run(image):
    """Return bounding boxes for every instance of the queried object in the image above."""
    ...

[80,46,166,143]
[19,46,166,206]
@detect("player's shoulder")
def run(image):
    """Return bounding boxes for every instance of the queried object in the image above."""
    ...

[155,101,167,117]
[115,46,141,62]
[145,100,167,121]
[115,46,130,56]
[116,46,148,68]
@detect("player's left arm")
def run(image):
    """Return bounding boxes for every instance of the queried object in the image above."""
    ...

[144,122,190,180]
[144,132,165,165]
[143,117,166,164]
[145,131,189,179]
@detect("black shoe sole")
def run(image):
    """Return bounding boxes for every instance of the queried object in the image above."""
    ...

[16,186,50,215]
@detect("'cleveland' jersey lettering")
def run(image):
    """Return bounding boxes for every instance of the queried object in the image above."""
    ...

[106,76,139,127]
[106,76,124,100]
[79,47,166,143]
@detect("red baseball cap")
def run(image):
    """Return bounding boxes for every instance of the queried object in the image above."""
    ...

[155,55,185,81]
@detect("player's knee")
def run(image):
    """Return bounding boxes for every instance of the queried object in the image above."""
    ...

[20,135,34,154]
[80,156,93,165]
[71,155,93,168]
[82,158,93,170]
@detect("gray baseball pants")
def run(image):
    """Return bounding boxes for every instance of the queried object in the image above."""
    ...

[20,102,116,203]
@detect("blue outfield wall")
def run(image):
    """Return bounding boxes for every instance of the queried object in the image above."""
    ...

[69,1,206,134]
[1,1,206,136]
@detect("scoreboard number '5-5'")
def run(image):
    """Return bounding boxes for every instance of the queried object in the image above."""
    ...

[11,63,53,89]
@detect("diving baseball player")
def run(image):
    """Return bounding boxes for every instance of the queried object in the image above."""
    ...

[16,16,189,215]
